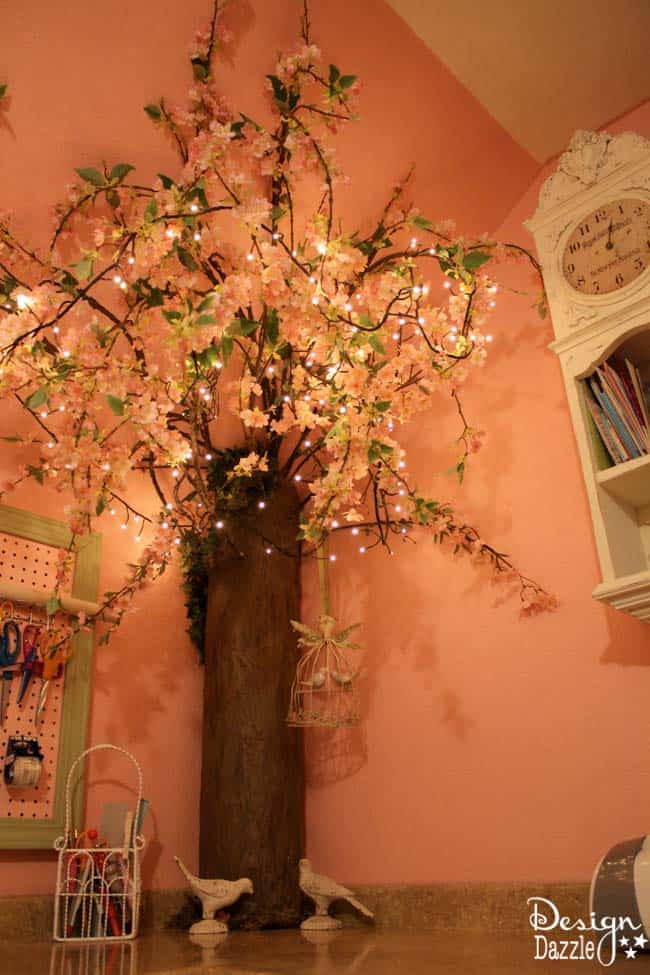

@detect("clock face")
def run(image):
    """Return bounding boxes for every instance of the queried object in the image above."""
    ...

[561,198,650,296]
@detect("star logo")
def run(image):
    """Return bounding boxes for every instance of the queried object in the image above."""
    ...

[634,933,648,949]
[625,947,637,960]
[620,937,630,947]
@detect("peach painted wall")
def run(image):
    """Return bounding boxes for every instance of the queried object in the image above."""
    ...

[0,0,644,897]
[305,99,650,884]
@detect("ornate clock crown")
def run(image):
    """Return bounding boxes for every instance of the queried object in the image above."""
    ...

[527,129,650,224]
[559,130,611,186]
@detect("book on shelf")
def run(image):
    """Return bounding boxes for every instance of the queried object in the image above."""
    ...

[583,355,649,467]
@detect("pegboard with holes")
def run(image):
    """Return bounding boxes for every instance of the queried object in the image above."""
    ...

[0,531,68,594]
[0,504,101,849]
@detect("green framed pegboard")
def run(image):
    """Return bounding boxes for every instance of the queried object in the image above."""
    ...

[0,503,101,848]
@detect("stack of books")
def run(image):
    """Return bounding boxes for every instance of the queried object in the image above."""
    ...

[583,357,649,466]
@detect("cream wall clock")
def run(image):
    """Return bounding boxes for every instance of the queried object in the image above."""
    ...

[561,198,650,296]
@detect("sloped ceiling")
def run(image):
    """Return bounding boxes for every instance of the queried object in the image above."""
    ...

[386,0,650,163]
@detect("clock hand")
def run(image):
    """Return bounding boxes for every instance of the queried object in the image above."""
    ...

[605,220,614,250]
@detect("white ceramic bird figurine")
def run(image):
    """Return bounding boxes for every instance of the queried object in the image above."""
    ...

[174,856,253,935]
[299,858,374,930]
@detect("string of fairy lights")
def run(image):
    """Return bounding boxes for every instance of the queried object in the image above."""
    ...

[1,207,502,582]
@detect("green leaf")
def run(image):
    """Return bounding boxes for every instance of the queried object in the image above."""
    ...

[144,198,158,222]
[368,333,386,356]
[196,295,214,313]
[26,387,48,410]
[146,287,164,308]
[191,57,209,81]
[367,439,393,463]
[27,464,44,485]
[195,314,216,326]
[463,251,491,271]
[202,345,221,367]
[220,335,233,365]
[229,317,258,337]
[270,205,286,222]
[71,255,94,282]
[328,64,341,84]
[76,167,105,187]
[339,74,357,90]
[162,309,182,324]
[106,189,120,210]
[0,273,17,299]
[265,308,279,345]
[96,497,106,517]
[110,163,134,182]
[177,247,197,271]
[45,597,61,616]
[144,104,162,121]
[157,173,174,189]
[266,74,290,111]
[107,395,125,416]
[413,215,433,231]
[0,84,7,99]
[91,321,111,347]
[240,112,261,132]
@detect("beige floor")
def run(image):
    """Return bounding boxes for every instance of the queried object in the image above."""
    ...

[6,929,650,975]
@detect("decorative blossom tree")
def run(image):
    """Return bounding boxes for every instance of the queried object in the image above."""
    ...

[0,2,555,926]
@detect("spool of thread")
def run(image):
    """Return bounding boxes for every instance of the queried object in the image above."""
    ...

[9,755,42,788]
[4,735,44,788]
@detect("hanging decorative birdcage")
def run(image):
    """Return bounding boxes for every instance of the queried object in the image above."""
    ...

[287,615,361,728]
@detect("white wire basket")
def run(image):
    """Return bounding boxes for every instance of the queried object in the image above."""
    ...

[53,745,145,942]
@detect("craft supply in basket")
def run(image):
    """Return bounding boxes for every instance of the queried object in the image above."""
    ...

[53,744,146,942]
